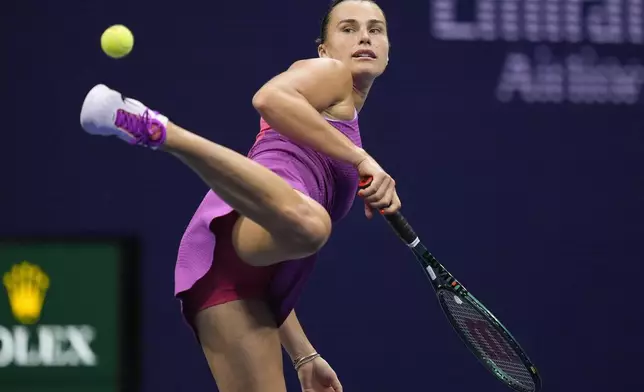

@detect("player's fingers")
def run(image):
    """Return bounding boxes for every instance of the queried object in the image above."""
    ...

[368,176,395,206]
[364,176,391,204]
[358,173,385,198]
[369,181,395,209]
[364,201,373,219]
[381,191,401,215]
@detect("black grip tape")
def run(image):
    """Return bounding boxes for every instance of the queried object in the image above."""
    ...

[384,212,418,245]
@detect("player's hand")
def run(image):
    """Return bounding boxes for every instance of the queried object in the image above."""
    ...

[355,154,401,219]
[297,356,343,392]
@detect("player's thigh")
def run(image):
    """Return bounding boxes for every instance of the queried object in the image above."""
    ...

[194,299,286,392]
[232,190,330,267]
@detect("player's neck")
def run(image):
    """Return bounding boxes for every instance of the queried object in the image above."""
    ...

[352,81,373,113]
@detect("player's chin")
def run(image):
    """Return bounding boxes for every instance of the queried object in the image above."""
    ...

[350,62,386,81]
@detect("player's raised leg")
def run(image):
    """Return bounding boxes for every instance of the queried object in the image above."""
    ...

[79,84,331,266]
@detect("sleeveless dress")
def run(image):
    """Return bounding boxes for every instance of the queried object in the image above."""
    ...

[175,113,362,328]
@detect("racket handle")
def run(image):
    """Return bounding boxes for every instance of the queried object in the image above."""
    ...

[358,177,419,245]
[383,212,418,245]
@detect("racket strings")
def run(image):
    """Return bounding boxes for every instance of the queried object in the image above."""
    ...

[438,291,536,392]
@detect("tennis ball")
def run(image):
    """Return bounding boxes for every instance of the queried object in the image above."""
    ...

[101,25,134,59]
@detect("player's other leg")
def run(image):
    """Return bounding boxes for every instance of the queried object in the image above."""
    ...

[181,213,287,392]
[195,300,285,392]
[79,84,331,266]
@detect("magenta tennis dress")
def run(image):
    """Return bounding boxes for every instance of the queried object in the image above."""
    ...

[175,112,362,327]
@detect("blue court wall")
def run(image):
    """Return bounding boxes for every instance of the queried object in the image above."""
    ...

[2,1,643,391]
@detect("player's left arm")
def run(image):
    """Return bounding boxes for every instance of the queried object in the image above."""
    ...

[279,310,317,363]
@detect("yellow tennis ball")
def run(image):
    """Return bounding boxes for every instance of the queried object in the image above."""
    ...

[101,25,134,59]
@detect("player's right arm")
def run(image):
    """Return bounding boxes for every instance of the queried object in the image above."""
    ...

[254,57,402,217]
[252,58,367,166]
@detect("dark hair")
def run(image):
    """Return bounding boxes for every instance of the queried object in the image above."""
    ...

[315,0,381,45]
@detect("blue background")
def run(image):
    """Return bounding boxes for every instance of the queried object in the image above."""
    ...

[3,0,643,391]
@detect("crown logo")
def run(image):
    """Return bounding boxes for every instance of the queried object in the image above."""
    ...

[2,261,50,325]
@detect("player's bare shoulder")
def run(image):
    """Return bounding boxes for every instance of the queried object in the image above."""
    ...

[289,58,352,89]
[269,58,353,118]
[288,58,355,120]
[289,57,349,73]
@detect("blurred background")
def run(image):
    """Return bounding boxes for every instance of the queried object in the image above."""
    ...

[2,0,643,391]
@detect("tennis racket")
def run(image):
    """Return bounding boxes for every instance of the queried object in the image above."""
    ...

[359,178,542,392]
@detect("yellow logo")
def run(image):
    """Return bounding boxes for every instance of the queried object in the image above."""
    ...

[2,261,50,325]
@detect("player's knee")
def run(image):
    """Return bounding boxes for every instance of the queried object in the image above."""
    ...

[233,199,330,267]
[281,201,331,256]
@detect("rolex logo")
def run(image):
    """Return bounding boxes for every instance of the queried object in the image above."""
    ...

[2,261,50,325]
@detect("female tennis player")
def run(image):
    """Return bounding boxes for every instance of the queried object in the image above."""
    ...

[80,0,395,391]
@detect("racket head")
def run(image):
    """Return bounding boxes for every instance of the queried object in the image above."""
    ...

[437,287,542,392]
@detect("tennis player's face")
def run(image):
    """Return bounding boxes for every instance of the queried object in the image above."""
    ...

[320,1,390,80]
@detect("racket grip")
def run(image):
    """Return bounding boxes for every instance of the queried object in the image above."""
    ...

[358,177,418,245]
[383,212,418,245]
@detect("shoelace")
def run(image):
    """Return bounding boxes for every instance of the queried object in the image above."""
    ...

[115,109,153,145]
